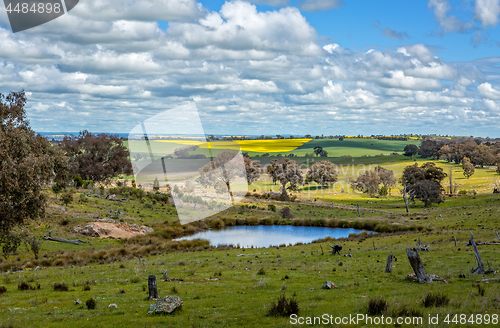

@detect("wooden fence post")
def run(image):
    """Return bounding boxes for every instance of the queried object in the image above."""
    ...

[385,254,394,273]
[148,275,159,300]
[406,248,432,283]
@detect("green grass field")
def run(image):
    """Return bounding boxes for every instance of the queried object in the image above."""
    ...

[1,139,500,327]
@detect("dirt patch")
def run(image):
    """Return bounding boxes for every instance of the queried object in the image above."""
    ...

[73,222,154,239]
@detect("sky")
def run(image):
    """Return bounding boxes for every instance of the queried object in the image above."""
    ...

[1,0,500,137]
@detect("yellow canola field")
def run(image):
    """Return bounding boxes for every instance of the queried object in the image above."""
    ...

[154,139,312,153]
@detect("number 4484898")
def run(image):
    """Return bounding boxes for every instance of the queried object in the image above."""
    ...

[443,314,498,325]
[6,2,61,14]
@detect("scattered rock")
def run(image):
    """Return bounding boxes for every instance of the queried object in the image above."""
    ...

[147,296,183,315]
[322,281,337,289]
[162,270,168,280]
[74,299,81,305]
[344,254,352,257]
[108,304,118,308]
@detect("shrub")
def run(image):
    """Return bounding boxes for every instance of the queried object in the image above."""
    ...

[268,294,299,317]
[422,293,449,308]
[257,267,265,275]
[54,283,69,291]
[280,206,293,219]
[83,285,91,291]
[367,298,388,315]
[18,281,36,291]
[268,204,276,212]
[0,286,6,295]
[458,190,467,195]
[86,298,96,310]
[61,192,73,206]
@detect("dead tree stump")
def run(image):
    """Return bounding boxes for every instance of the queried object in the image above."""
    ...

[406,248,431,283]
[148,275,159,300]
[470,232,485,274]
[385,254,394,273]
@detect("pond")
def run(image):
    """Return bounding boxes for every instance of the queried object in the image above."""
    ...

[175,225,372,248]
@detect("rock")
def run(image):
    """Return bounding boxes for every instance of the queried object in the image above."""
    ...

[141,226,154,234]
[73,224,100,237]
[74,299,81,305]
[108,304,118,308]
[322,281,337,289]
[162,270,168,280]
[147,296,183,315]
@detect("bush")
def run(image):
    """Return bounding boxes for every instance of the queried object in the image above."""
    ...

[280,206,293,219]
[367,298,388,315]
[61,192,73,206]
[268,294,299,317]
[86,298,96,310]
[257,267,265,275]
[458,190,467,195]
[422,293,449,308]
[18,281,37,291]
[268,204,276,212]
[0,286,6,295]
[54,283,69,291]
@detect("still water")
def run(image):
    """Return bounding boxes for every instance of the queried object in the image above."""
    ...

[175,225,371,248]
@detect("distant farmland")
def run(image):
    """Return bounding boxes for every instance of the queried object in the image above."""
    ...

[126,138,421,158]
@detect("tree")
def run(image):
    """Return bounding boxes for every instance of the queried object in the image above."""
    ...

[198,151,245,203]
[244,156,261,185]
[352,166,396,196]
[418,140,443,159]
[266,160,279,185]
[351,170,381,195]
[153,177,160,191]
[496,162,500,175]
[305,161,338,189]
[60,130,132,183]
[313,146,323,157]
[403,144,419,159]
[462,157,475,179]
[0,91,69,258]
[270,158,303,201]
[400,163,446,207]
[51,183,62,200]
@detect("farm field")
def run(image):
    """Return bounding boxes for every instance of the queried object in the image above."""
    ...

[1,193,499,327]
[1,138,500,328]
[125,138,422,159]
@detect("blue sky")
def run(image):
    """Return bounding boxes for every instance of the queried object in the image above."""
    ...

[1,0,500,137]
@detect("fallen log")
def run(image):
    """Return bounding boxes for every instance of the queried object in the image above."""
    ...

[43,231,87,245]
[327,244,342,255]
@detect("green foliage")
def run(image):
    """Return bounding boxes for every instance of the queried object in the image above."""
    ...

[268,204,276,212]
[422,293,449,308]
[379,185,388,196]
[53,283,69,291]
[268,294,299,317]
[86,298,96,310]
[73,175,84,188]
[51,183,62,197]
[0,91,69,259]
[367,298,388,315]
[61,192,73,206]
